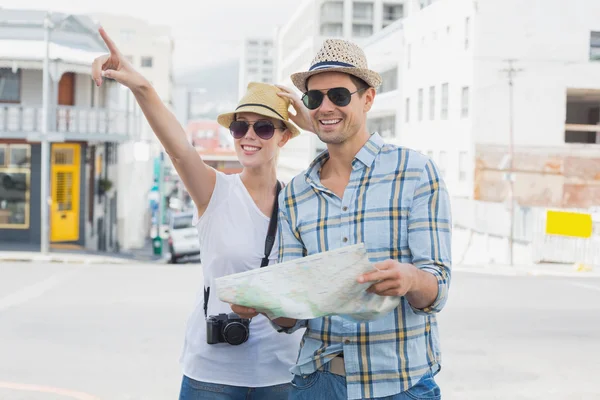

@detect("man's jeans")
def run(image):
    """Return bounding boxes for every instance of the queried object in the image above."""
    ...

[288,370,441,400]
[179,375,291,400]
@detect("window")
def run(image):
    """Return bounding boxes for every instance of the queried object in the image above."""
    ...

[461,86,470,118]
[367,115,396,138]
[353,2,374,20]
[429,86,436,120]
[0,144,31,228]
[418,89,424,121]
[464,17,470,49]
[590,31,600,61]
[263,59,273,65]
[320,23,343,36]
[141,57,153,68]
[459,151,468,181]
[120,29,135,42]
[379,68,398,93]
[405,98,410,123]
[321,1,344,21]
[0,68,21,103]
[352,24,373,37]
[441,83,449,119]
[383,4,403,22]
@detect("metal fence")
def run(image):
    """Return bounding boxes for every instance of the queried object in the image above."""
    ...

[452,197,600,266]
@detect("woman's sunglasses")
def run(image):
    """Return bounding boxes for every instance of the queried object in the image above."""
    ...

[229,120,286,140]
[301,87,367,110]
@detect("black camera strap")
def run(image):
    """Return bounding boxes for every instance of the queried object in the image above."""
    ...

[204,181,282,318]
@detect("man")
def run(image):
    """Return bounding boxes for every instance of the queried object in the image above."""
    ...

[234,39,451,400]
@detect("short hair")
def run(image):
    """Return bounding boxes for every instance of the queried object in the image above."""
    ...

[349,75,369,97]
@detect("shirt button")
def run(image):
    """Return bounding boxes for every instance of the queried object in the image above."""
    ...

[344,339,351,344]
[342,206,348,212]
[343,237,348,243]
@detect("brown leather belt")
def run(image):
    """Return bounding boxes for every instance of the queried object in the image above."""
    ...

[319,354,346,376]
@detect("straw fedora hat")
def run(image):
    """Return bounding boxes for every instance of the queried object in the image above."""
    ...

[217,82,300,138]
[291,39,382,92]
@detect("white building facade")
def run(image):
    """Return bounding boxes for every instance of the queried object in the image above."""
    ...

[238,38,276,98]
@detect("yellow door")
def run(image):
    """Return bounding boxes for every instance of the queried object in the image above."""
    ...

[51,143,80,242]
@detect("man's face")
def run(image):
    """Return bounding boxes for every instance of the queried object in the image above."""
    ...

[305,72,374,145]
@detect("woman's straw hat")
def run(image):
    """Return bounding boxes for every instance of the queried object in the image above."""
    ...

[217,82,300,138]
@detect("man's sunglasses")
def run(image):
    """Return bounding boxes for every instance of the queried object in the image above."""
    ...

[301,87,367,110]
[229,120,286,140]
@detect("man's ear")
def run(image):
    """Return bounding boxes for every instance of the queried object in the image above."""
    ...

[363,87,376,112]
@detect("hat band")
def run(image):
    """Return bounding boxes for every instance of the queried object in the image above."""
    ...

[235,103,284,120]
[309,61,356,71]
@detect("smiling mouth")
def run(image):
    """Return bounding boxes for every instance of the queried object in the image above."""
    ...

[319,119,342,127]
[241,145,261,152]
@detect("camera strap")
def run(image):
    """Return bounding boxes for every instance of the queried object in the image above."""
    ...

[204,181,283,318]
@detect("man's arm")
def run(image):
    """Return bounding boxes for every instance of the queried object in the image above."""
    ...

[358,158,452,314]
[406,158,452,314]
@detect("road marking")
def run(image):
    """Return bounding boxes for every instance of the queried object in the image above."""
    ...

[0,268,83,312]
[0,381,100,399]
[568,282,600,292]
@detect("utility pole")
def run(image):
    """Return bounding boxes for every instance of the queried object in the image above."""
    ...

[40,13,53,254]
[501,59,523,266]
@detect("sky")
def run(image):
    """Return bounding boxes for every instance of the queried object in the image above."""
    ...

[1,0,303,72]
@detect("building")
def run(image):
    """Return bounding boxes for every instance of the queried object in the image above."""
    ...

[0,9,138,251]
[346,0,600,265]
[238,38,276,98]
[398,0,600,208]
[274,0,405,181]
[89,13,175,249]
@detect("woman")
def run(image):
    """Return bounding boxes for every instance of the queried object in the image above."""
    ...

[92,28,306,400]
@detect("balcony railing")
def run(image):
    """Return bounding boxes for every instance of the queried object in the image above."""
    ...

[0,105,136,140]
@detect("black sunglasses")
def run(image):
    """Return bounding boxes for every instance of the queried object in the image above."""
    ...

[301,87,367,110]
[229,120,286,140]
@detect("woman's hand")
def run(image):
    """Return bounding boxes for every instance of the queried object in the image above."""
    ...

[91,27,149,92]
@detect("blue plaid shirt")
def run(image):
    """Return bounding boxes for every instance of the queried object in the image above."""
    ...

[276,133,452,400]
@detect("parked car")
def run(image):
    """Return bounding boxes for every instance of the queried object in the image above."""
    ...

[166,211,200,264]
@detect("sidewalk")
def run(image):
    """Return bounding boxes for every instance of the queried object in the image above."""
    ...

[0,239,168,265]
[454,262,600,278]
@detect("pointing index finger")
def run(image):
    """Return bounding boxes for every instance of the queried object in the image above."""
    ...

[98,27,120,56]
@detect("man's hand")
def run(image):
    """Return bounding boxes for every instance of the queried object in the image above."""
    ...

[357,260,418,297]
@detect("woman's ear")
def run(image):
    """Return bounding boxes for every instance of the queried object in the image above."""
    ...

[278,129,292,148]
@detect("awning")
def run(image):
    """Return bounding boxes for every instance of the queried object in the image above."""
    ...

[0,39,104,74]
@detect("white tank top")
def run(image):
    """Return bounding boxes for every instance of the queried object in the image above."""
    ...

[179,171,304,387]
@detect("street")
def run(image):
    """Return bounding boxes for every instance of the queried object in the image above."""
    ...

[0,262,599,400]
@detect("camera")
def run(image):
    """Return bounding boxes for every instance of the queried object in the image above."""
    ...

[206,313,251,345]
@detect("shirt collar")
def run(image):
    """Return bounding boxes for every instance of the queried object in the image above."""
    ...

[304,132,385,186]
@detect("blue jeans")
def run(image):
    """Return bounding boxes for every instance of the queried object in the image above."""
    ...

[179,375,291,400]
[288,370,441,400]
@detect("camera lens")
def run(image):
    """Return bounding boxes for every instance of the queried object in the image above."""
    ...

[223,322,249,345]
